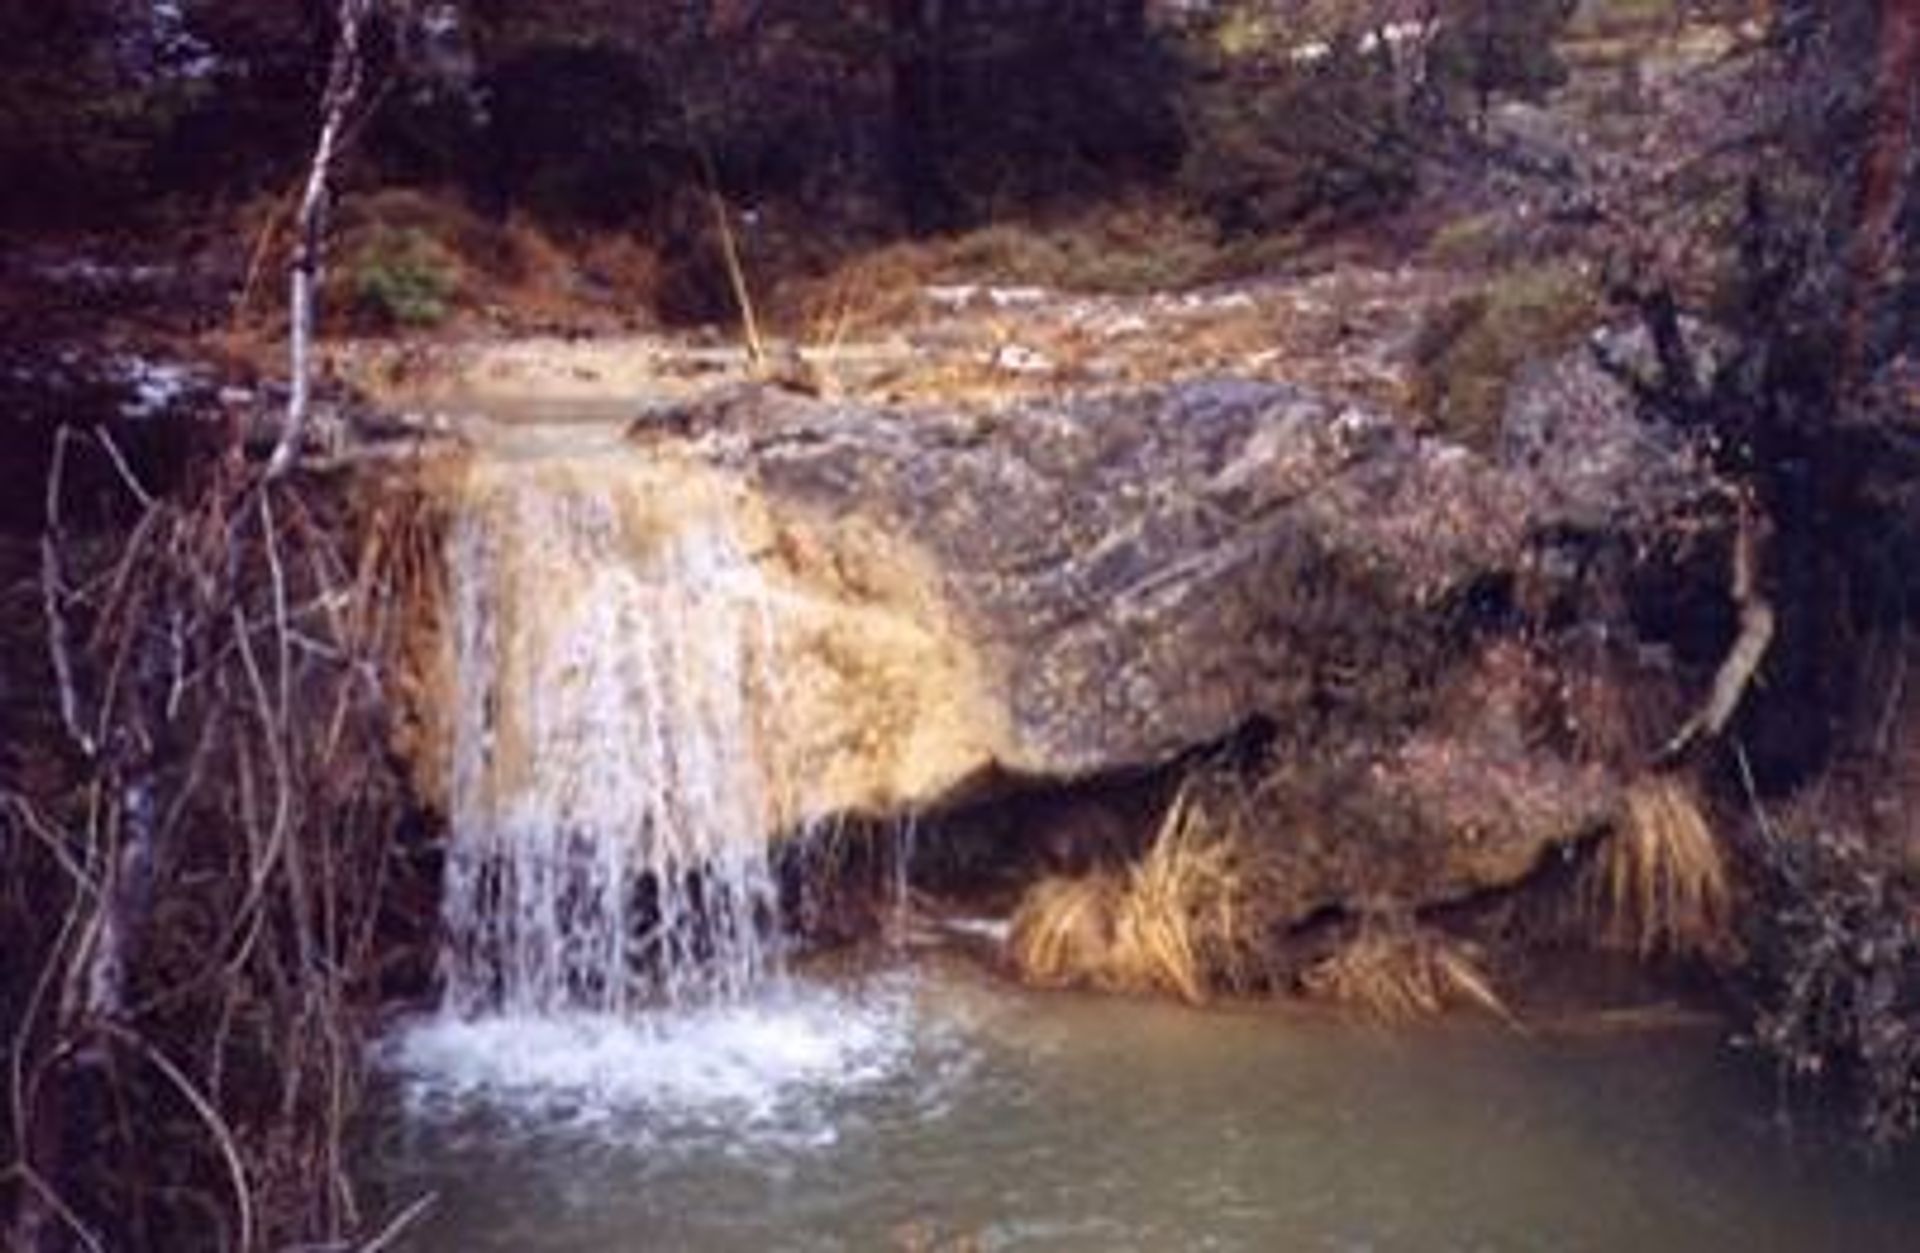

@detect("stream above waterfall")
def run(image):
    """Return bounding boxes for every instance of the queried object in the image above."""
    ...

[369,956,1920,1253]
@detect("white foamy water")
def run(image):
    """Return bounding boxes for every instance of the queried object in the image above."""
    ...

[386,981,921,1137]
[385,453,973,1168]
[440,462,786,1016]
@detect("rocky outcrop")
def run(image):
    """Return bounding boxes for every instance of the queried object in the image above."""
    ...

[687,381,1537,768]
[408,373,1713,920]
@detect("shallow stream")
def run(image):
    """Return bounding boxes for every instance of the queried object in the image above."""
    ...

[369,958,1920,1253]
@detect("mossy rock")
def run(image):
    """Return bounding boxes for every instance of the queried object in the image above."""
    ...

[1412,263,1603,450]
[1566,0,1684,41]
[1423,212,1524,270]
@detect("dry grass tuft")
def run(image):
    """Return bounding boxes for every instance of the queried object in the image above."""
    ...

[1589,775,1733,959]
[1008,783,1275,1004]
[1301,923,1514,1024]
[1007,873,1125,989]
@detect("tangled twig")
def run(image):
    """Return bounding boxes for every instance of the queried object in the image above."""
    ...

[6,432,436,1251]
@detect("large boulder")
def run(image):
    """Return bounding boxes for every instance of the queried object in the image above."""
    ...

[406,374,1710,919]
[683,380,1535,773]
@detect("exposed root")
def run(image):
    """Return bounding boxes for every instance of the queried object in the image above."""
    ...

[1589,775,1733,960]
[1300,923,1515,1025]
[1008,782,1275,1004]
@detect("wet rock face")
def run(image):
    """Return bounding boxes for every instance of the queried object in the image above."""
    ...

[412,375,1706,917]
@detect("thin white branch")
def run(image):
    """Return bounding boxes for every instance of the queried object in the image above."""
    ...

[269,0,376,479]
[101,1024,256,1253]
[40,429,95,758]
[91,427,154,509]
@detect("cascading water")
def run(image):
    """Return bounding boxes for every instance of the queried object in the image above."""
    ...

[441,468,784,1014]
[389,451,918,1123]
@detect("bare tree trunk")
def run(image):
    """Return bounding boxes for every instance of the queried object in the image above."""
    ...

[1844,0,1920,385]
[268,0,375,480]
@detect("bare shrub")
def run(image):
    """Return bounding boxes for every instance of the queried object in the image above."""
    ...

[1745,806,1920,1149]
[3,431,438,1250]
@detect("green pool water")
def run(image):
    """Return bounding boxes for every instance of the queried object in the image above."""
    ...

[366,960,1920,1252]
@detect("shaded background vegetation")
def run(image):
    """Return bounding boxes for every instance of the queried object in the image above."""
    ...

[0,0,1588,325]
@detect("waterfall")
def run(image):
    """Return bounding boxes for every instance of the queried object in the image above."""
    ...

[389,455,920,1122]
[439,461,787,1016]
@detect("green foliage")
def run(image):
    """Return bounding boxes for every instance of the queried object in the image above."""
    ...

[343,227,459,331]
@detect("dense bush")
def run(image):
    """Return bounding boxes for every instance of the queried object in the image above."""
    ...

[1177,40,1423,237]
[1428,0,1582,117]
[475,42,684,224]
[898,27,1186,231]
[1744,816,1920,1148]
[1600,0,1920,1147]
[0,1,189,224]
[0,0,1595,278]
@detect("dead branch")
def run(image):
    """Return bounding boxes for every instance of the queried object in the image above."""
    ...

[4,1165,107,1253]
[1659,501,1777,762]
[355,1193,438,1253]
[41,429,94,758]
[99,1024,256,1253]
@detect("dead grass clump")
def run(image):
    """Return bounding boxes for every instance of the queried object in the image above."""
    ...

[1589,775,1733,959]
[1566,0,1684,42]
[1300,923,1514,1023]
[1008,873,1126,988]
[1008,784,1275,1004]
